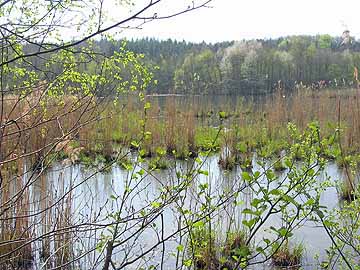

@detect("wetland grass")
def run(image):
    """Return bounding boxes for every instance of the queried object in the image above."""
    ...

[189,228,250,270]
[271,242,304,269]
[338,171,358,202]
[5,87,360,172]
[61,88,360,174]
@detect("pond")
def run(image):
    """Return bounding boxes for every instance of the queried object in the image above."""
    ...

[26,153,344,270]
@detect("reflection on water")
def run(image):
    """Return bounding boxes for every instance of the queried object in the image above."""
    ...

[30,155,343,270]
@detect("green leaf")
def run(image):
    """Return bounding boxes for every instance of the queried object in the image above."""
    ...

[278,227,292,237]
[265,170,275,180]
[193,220,205,228]
[251,198,262,208]
[151,201,161,208]
[256,246,265,255]
[284,158,292,168]
[269,189,281,196]
[242,218,257,229]
[237,142,247,153]
[199,183,209,190]
[304,198,315,206]
[242,171,252,181]
[144,102,151,110]
[253,171,260,179]
[242,208,260,216]
[282,194,298,207]
[131,140,139,148]
[144,131,152,140]
[219,111,227,119]
[234,199,244,206]
[156,147,166,156]
[263,238,271,245]
[323,220,332,227]
[184,259,192,267]
[198,169,208,176]
[176,244,184,252]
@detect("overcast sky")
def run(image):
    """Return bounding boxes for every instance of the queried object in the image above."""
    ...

[117,0,360,42]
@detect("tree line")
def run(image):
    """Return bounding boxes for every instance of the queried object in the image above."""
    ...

[19,34,360,95]
[111,34,360,95]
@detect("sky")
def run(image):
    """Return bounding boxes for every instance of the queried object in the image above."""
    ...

[114,0,360,42]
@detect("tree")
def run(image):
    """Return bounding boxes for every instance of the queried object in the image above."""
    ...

[174,49,221,94]
[0,1,213,269]
[318,34,333,49]
[221,41,264,94]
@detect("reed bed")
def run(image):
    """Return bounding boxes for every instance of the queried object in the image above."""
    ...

[0,86,97,268]
[3,87,360,170]
[11,87,359,166]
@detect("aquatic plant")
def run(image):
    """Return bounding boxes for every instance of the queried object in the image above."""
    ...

[148,157,171,170]
[338,181,357,202]
[273,159,287,172]
[187,228,251,270]
[188,227,219,270]
[271,242,304,268]
[218,153,236,171]
[222,230,251,267]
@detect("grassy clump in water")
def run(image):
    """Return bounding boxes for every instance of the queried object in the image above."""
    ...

[195,127,221,152]
[221,230,250,268]
[148,157,171,170]
[218,154,236,171]
[338,179,358,202]
[188,227,219,270]
[271,242,304,268]
[188,228,250,270]
[273,159,287,172]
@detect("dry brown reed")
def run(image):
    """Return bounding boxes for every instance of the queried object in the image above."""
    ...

[164,97,177,154]
[0,84,98,269]
[0,158,33,269]
[53,172,73,269]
